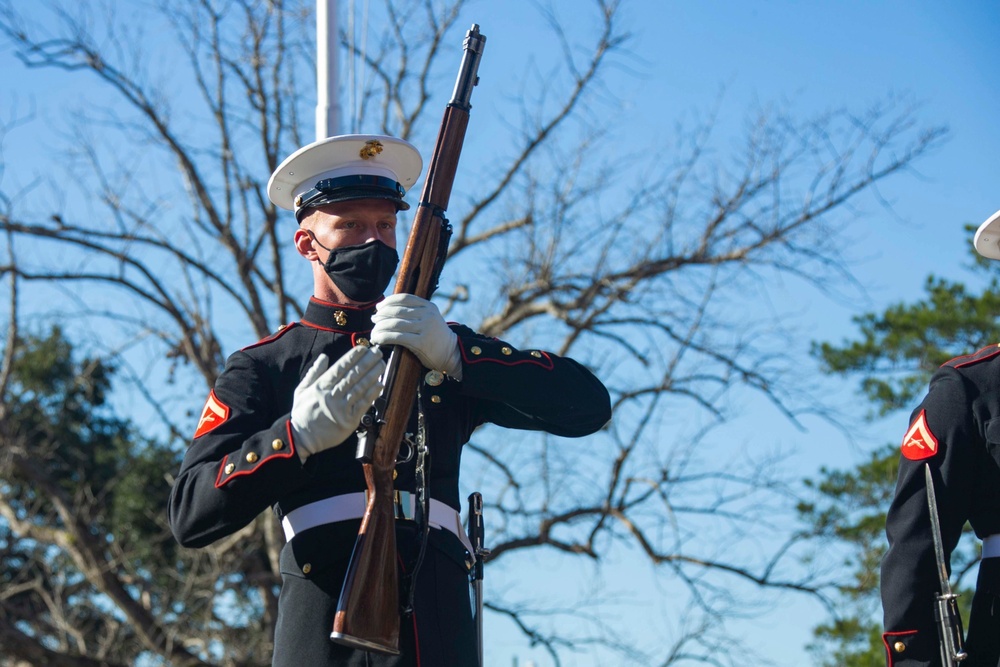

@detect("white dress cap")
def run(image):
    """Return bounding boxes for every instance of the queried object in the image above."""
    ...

[267,134,423,216]
[973,209,1000,260]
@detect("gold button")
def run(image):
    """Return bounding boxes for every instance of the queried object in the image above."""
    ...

[246,452,259,463]
[530,350,542,358]
[425,370,444,386]
[393,469,398,480]
[272,439,284,451]
[302,563,312,574]
[225,463,235,474]
[431,395,441,404]
[470,346,482,355]
[334,310,347,326]
[893,641,905,653]
[355,337,370,347]
[294,195,303,207]
[501,346,513,355]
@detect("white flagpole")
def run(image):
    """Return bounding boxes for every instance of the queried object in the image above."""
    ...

[316,0,340,140]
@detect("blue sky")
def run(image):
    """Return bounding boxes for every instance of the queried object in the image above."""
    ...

[637,2,999,294]
[457,1,1000,360]
[2,1,999,665]
[465,2,1000,664]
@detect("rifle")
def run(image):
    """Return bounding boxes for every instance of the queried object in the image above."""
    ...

[330,24,487,655]
[923,464,968,666]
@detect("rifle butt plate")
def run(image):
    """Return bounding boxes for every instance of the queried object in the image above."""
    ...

[329,631,401,656]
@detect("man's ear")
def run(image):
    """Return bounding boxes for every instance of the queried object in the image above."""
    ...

[294,228,319,260]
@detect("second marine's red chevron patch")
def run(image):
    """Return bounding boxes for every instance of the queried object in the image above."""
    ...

[901,410,938,461]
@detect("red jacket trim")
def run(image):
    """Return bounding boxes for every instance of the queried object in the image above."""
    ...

[300,319,371,334]
[945,343,1000,369]
[214,421,297,488]
[308,296,379,310]
[241,323,297,351]
[459,341,555,370]
[882,630,918,667]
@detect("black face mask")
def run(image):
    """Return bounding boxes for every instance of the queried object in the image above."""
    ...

[310,235,399,303]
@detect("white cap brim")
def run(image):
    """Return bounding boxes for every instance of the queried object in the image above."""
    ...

[973,210,1000,260]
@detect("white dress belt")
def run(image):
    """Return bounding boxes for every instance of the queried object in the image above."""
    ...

[281,491,475,558]
[983,534,1000,559]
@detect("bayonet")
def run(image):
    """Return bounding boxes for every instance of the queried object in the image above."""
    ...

[924,463,968,666]
[467,492,489,667]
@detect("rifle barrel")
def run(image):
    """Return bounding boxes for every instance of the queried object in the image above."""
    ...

[450,25,486,109]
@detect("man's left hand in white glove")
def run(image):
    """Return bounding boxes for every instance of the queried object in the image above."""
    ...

[371,293,463,380]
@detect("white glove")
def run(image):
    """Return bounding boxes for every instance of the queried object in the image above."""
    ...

[370,293,462,379]
[291,347,386,463]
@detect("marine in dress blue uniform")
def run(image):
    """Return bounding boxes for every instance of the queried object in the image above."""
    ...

[167,135,612,666]
[881,209,1000,667]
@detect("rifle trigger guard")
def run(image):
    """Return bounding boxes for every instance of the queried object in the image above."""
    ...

[396,434,416,464]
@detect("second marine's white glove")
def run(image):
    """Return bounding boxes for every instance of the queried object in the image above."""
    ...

[290,347,385,463]
[370,293,462,379]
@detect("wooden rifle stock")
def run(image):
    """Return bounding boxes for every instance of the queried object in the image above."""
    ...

[330,24,486,654]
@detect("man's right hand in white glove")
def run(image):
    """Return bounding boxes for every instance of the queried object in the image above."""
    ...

[290,346,385,463]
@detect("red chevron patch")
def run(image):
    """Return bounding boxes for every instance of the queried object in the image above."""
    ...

[901,410,938,461]
[194,390,230,438]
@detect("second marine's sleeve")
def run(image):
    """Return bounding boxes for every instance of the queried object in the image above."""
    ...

[168,349,309,548]
[881,366,977,666]
[450,325,611,437]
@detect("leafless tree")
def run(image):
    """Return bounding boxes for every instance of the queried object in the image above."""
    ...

[0,0,946,665]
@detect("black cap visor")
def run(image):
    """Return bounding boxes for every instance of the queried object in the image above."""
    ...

[295,175,409,222]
